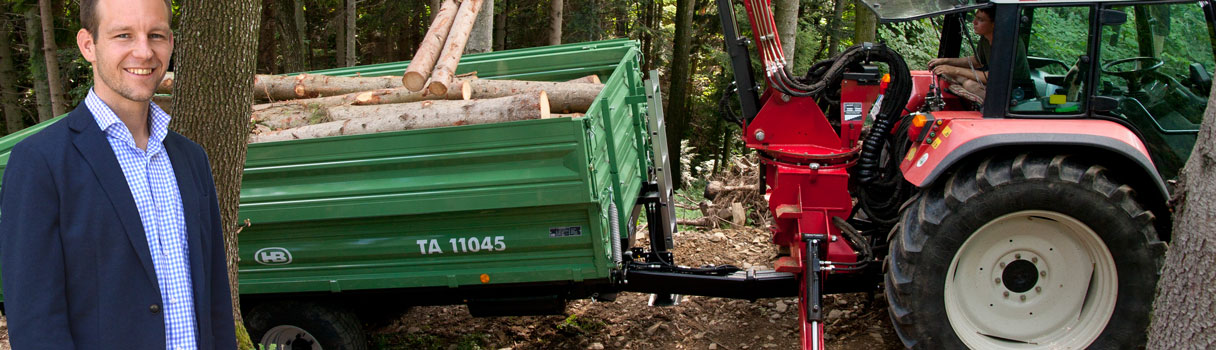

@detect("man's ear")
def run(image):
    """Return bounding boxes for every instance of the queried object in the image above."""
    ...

[77,29,96,63]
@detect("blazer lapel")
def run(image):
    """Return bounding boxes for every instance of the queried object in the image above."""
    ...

[66,106,159,287]
[164,135,207,303]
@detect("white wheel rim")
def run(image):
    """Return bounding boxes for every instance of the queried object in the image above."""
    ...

[944,210,1117,349]
[260,325,323,350]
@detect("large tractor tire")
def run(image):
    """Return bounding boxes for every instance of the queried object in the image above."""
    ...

[885,153,1165,349]
[246,300,368,350]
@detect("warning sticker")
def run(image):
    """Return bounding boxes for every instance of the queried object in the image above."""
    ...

[550,226,583,238]
[931,138,942,149]
[941,126,952,138]
[905,147,917,161]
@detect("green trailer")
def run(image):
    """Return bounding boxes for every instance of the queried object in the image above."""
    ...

[0,39,684,348]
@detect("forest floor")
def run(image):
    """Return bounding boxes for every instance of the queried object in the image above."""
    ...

[369,225,904,350]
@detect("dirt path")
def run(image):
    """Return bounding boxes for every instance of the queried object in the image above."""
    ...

[371,227,903,350]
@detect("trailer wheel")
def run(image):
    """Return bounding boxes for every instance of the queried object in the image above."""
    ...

[247,301,368,350]
[885,153,1165,350]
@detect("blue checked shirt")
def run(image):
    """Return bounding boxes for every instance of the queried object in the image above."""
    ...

[86,90,198,350]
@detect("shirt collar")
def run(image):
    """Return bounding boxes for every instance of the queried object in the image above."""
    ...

[85,88,173,150]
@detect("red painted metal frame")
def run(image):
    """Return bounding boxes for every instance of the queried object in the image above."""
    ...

[738,1,872,348]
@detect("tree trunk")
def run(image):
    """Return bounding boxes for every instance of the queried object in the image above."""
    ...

[430,0,443,21]
[275,0,308,72]
[257,0,277,73]
[38,0,67,117]
[344,0,356,66]
[465,79,602,113]
[465,0,493,54]
[827,0,848,56]
[404,0,461,92]
[772,0,799,61]
[565,75,600,84]
[493,0,507,50]
[171,0,263,348]
[1147,76,1216,350]
[666,0,696,190]
[251,82,471,130]
[250,92,549,143]
[428,0,485,96]
[0,17,25,134]
[853,0,876,44]
[251,74,404,101]
[548,0,563,46]
[24,7,52,122]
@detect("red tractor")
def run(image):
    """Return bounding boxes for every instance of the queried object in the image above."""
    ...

[695,0,1211,348]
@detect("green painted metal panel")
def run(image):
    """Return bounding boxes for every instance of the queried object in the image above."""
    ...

[0,39,656,300]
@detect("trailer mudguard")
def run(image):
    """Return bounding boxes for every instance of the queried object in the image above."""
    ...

[900,115,1170,207]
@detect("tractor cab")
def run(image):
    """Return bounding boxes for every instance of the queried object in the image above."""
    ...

[869,0,1216,179]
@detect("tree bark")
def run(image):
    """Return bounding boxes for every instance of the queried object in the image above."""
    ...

[827,0,848,56]
[772,0,799,61]
[252,74,404,100]
[430,0,443,21]
[171,0,263,348]
[24,7,52,122]
[1147,77,1216,350]
[465,0,493,54]
[275,0,308,72]
[853,0,876,44]
[0,17,25,134]
[257,0,277,73]
[548,0,563,46]
[493,0,507,50]
[38,0,67,117]
[465,79,601,113]
[404,0,461,92]
[250,92,549,143]
[428,0,485,96]
[666,0,696,190]
[251,82,471,130]
[344,0,357,66]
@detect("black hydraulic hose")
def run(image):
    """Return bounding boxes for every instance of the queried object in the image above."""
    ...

[855,45,912,184]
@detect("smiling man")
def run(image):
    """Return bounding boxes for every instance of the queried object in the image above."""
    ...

[0,0,237,348]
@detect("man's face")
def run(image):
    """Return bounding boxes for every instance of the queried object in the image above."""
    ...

[973,12,994,37]
[77,0,173,105]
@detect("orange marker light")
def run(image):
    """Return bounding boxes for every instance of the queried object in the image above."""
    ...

[912,114,928,128]
[480,274,491,283]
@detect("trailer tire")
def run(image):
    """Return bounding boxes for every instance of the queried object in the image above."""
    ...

[247,301,368,350]
[885,153,1165,350]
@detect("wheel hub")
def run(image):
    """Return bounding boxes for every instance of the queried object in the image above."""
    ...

[1000,259,1038,293]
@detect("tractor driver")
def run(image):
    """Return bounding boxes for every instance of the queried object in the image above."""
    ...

[928,7,1032,102]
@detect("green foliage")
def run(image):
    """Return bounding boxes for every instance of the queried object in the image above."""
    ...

[555,314,605,336]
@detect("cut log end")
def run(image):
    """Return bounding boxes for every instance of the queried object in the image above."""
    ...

[428,81,449,96]
[403,72,428,92]
[539,91,550,119]
[461,81,472,100]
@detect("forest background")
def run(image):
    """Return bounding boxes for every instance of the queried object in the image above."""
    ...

[0,0,945,186]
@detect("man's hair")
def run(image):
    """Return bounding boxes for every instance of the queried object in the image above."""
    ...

[978,7,996,21]
[79,0,173,38]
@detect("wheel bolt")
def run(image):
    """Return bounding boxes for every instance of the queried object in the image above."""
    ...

[1016,253,1022,259]
[1000,262,1007,268]
[1032,257,1038,263]
[1035,286,1042,293]
[995,278,1001,284]
[1020,295,1026,301]
[1003,291,1010,298]
[1040,271,1047,277]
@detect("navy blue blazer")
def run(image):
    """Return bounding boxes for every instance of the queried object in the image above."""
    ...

[0,103,237,349]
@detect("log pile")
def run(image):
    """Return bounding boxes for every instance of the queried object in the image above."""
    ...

[151,7,606,144]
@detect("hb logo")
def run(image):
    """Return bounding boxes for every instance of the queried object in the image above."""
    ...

[254,247,293,265]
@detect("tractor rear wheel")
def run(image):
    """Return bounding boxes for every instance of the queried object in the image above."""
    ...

[885,153,1165,349]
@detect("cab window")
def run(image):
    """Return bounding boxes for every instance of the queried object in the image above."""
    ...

[1009,6,1094,115]
[1097,2,1212,179]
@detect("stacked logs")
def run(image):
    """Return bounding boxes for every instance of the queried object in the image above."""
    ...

[152,1,605,145]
